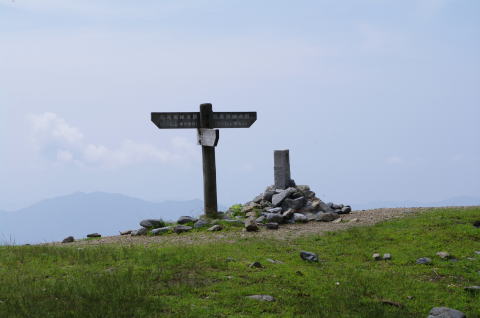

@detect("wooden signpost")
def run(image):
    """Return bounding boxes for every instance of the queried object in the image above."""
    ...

[151,103,257,218]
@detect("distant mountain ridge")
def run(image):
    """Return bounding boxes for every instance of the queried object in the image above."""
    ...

[2,192,478,245]
[0,192,207,245]
[352,196,480,210]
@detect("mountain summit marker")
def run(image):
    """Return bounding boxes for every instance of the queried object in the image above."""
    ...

[151,103,257,217]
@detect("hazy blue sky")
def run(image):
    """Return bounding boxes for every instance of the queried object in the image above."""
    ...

[1,0,479,210]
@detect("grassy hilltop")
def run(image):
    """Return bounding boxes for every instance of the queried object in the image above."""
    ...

[0,207,479,318]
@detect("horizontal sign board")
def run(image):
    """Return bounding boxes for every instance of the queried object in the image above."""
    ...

[211,112,257,128]
[151,112,199,129]
[151,111,257,129]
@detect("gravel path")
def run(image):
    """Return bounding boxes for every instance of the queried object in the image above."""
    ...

[49,207,445,247]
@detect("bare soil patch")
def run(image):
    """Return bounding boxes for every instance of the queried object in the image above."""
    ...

[50,207,461,247]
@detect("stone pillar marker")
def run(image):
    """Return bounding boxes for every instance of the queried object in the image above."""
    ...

[274,150,291,189]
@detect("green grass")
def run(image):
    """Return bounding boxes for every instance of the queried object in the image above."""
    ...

[1,207,479,318]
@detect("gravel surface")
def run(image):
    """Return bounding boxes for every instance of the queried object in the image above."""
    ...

[45,207,452,247]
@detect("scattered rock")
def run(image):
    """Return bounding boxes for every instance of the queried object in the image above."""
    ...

[86,233,101,238]
[245,211,257,218]
[62,236,74,243]
[282,197,306,210]
[436,251,451,259]
[225,257,235,262]
[317,200,334,212]
[151,227,172,235]
[416,257,432,265]
[119,230,132,235]
[256,215,266,223]
[475,251,480,255]
[300,251,318,262]
[252,194,263,204]
[241,202,259,214]
[262,191,275,202]
[383,253,392,260]
[316,212,340,222]
[266,213,284,223]
[331,203,343,210]
[282,209,295,220]
[473,220,480,228]
[249,261,263,268]
[271,187,296,207]
[208,225,223,232]
[427,307,466,318]
[131,227,148,236]
[372,253,382,261]
[266,222,279,230]
[194,219,210,228]
[177,216,198,224]
[246,295,275,302]
[173,225,193,234]
[332,218,342,224]
[310,200,321,210]
[140,219,165,229]
[293,213,308,223]
[244,218,259,232]
[349,218,359,223]
[266,207,282,214]
[464,285,480,294]
[339,206,352,214]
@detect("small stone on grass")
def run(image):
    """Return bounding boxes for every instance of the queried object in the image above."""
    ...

[436,251,451,259]
[151,227,171,235]
[173,225,192,234]
[249,261,263,268]
[416,257,432,265]
[427,307,466,318]
[246,295,275,302]
[62,236,74,243]
[300,251,318,262]
[208,225,223,232]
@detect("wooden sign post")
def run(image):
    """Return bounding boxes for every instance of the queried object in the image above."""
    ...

[151,103,257,218]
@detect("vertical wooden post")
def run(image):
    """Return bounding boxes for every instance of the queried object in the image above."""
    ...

[199,103,218,217]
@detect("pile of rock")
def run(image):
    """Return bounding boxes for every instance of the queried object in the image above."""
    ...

[235,184,352,231]
[124,184,351,235]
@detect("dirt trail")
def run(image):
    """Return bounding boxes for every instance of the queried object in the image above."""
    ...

[48,207,448,247]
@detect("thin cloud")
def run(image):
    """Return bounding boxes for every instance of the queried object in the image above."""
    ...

[28,112,197,168]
